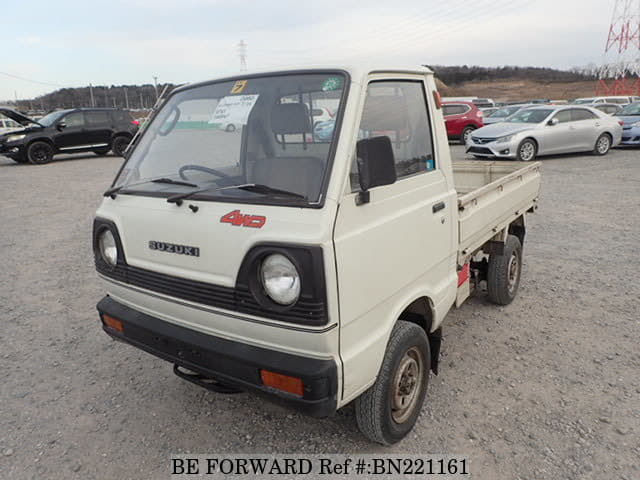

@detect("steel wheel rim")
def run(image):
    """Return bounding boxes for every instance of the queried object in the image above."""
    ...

[520,142,534,161]
[507,250,520,294]
[597,136,610,154]
[391,346,424,424]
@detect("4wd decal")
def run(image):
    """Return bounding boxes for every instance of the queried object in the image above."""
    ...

[220,210,266,228]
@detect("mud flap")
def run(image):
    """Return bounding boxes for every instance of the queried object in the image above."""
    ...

[428,328,442,375]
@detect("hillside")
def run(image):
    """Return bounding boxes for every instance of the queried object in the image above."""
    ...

[439,79,598,102]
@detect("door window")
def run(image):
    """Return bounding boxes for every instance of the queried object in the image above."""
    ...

[351,80,436,191]
[552,110,572,123]
[63,112,84,127]
[571,109,597,121]
[85,111,110,126]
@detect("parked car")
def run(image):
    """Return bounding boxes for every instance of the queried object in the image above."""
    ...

[93,65,541,445]
[0,107,138,164]
[573,96,633,105]
[467,105,622,161]
[0,116,22,134]
[483,104,536,125]
[481,107,499,116]
[442,101,484,144]
[591,103,623,116]
[616,102,640,146]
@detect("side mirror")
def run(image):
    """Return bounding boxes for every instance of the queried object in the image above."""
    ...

[547,117,559,126]
[355,136,397,205]
[56,121,67,130]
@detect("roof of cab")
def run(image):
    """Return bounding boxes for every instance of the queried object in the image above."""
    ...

[174,64,434,94]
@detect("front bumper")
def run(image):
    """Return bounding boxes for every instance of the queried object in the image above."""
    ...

[466,138,518,158]
[621,127,640,145]
[97,296,338,417]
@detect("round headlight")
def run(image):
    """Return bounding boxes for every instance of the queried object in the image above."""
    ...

[260,254,300,305]
[99,229,118,266]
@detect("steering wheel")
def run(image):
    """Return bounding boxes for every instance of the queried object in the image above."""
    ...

[178,164,230,181]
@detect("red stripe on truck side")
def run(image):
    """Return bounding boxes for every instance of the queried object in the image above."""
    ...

[458,263,470,287]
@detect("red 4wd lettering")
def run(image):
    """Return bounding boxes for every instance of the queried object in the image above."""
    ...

[220,210,266,228]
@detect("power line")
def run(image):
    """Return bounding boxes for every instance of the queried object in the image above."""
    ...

[0,71,67,88]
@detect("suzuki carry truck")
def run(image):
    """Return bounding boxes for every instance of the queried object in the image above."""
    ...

[94,66,541,444]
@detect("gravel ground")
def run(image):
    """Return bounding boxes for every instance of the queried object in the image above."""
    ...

[1,146,638,479]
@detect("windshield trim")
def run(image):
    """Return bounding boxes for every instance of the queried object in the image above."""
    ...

[110,68,351,210]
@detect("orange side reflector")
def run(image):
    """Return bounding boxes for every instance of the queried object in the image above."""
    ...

[102,314,124,332]
[260,370,304,396]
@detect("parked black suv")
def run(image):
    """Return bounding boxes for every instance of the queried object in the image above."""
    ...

[0,107,138,164]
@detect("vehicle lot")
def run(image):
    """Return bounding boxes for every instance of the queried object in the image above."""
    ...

[1,147,638,479]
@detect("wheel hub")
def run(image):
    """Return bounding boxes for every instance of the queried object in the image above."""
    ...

[391,346,424,424]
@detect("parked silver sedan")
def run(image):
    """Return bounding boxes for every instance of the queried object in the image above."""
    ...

[466,106,623,161]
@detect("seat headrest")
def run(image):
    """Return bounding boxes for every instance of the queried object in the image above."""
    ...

[271,103,311,135]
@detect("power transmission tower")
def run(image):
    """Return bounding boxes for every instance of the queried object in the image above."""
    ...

[238,40,248,72]
[597,0,640,95]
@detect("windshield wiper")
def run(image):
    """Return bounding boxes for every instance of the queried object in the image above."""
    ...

[103,177,198,198]
[166,183,306,205]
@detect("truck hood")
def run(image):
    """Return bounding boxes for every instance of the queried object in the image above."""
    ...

[473,122,535,138]
[0,107,43,127]
[96,195,334,288]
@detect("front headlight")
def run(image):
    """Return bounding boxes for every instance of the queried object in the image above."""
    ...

[98,229,118,266]
[6,134,26,143]
[496,134,515,143]
[260,254,300,305]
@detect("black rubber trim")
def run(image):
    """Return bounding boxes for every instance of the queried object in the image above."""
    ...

[97,296,338,417]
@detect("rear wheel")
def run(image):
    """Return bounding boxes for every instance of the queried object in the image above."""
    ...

[487,234,523,305]
[27,141,54,165]
[593,133,611,156]
[461,126,475,145]
[111,136,130,157]
[355,321,430,445]
[516,139,537,162]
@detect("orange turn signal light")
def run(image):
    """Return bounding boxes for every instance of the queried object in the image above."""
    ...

[260,370,304,396]
[102,314,124,333]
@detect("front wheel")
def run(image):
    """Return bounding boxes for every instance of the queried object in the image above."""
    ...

[355,321,430,445]
[516,139,537,162]
[593,133,611,156]
[27,141,54,165]
[487,234,523,305]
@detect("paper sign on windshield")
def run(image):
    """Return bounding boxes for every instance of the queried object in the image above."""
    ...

[209,95,259,126]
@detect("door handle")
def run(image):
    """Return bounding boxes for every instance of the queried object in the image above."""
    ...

[432,202,446,213]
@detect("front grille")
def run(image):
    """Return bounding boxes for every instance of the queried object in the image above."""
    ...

[468,146,494,155]
[472,137,496,145]
[96,258,327,325]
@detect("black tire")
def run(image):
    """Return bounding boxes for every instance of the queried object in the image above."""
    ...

[487,234,523,305]
[111,136,131,157]
[516,139,537,162]
[225,124,236,132]
[355,321,430,445]
[93,147,110,156]
[461,126,475,145]
[27,141,54,165]
[593,133,611,156]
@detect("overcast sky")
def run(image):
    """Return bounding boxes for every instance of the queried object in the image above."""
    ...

[2,0,611,101]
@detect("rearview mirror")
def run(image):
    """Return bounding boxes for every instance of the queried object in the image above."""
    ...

[547,117,559,126]
[56,121,67,130]
[356,136,397,205]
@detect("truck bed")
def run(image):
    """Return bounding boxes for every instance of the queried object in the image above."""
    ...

[453,160,541,262]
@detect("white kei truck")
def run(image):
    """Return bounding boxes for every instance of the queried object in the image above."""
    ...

[94,65,541,444]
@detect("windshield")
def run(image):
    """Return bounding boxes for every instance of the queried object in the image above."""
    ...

[505,109,553,124]
[114,72,347,206]
[618,103,640,116]
[38,111,68,127]
[488,106,520,118]
[573,99,594,104]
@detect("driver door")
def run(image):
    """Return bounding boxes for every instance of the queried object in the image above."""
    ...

[540,109,574,154]
[54,111,87,151]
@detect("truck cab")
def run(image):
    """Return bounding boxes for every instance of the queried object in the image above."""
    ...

[94,66,540,444]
